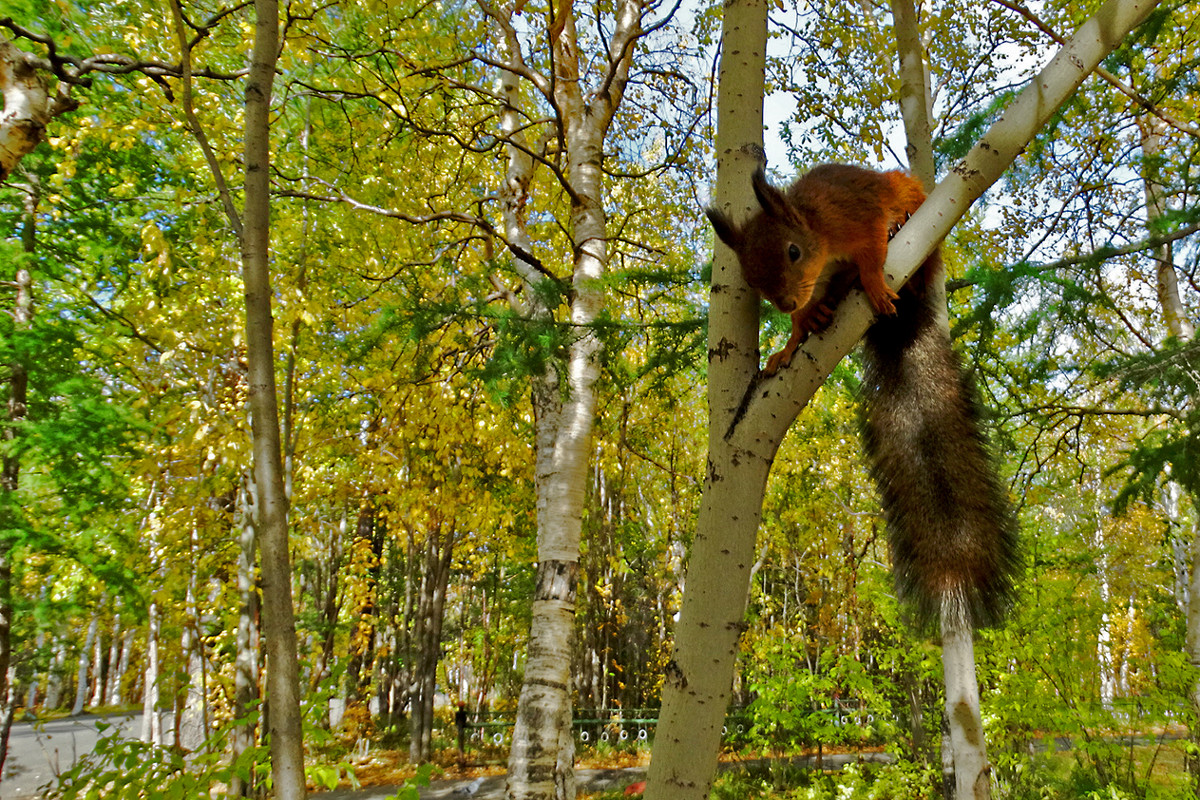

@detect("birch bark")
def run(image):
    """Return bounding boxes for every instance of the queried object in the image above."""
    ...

[70,614,96,716]
[141,599,162,745]
[0,40,50,181]
[486,2,643,798]
[645,1,768,797]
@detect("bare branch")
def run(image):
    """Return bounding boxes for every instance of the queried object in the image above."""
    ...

[273,183,563,285]
[947,218,1200,293]
[1,16,247,88]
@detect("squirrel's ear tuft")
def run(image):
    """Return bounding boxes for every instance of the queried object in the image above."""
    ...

[751,167,790,220]
[705,207,742,250]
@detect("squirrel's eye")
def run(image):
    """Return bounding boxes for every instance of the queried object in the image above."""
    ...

[788,244,801,261]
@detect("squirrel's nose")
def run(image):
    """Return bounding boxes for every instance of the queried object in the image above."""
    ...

[776,298,797,313]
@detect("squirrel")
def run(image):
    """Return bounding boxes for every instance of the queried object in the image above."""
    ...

[706,163,1020,630]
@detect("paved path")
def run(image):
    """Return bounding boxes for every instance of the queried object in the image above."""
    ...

[1,712,148,799]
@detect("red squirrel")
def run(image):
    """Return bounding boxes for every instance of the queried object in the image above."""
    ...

[706,164,1020,630]
[706,164,935,373]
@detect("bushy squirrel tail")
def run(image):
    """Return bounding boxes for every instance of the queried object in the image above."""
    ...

[859,267,1020,631]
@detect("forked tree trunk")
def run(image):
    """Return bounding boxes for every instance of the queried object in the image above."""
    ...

[647,1,1159,798]
[490,2,642,798]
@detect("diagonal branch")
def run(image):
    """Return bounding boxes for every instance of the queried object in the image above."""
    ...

[167,0,243,237]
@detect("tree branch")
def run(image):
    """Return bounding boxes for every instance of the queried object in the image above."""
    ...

[946,218,1200,293]
[168,0,243,237]
[991,0,1200,139]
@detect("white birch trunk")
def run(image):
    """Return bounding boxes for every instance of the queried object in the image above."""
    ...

[88,619,106,708]
[1139,117,1193,341]
[497,2,642,798]
[71,615,97,716]
[647,1,769,795]
[648,1,1159,797]
[104,610,123,705]
[941,617,988,800]
[0,40,51,182]
[1096,523,1116,710]
[110,628,133,707]
[141,600,162,745]
[44,637,65,710]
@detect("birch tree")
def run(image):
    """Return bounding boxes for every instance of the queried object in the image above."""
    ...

[474,2,650,798]
[646,0,1159,797]
[891,0,992,794]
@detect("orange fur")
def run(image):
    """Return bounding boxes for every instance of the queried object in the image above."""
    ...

[706,163,937,373]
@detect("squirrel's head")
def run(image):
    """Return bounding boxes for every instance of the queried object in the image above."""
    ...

[706,168,824,314]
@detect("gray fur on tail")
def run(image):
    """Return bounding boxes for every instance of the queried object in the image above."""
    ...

[859,288,1020,631]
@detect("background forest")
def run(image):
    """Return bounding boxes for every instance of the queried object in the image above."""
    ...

[0,0,1198,798]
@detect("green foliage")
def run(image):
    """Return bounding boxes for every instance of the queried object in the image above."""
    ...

[744,646,897,755]
[1097,336,1200,510]
[711,759,941,800]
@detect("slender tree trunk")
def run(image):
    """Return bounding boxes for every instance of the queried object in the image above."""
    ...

[410,523,456,763]
[44,636,64,710]
[88,618,106,708]
[111,628,133,707]
[646,4,769,796]
[231,478,261,796]
[71,615,97,716]
[1139,118,1193,342]
[142,600,162,745]
[941,612,988,799]
[104,608,123,706]
[241,0,304,793]
[495,2,641,798]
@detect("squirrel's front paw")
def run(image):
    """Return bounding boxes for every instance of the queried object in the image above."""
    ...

[764,346,795,375]
[866,285,900,316]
